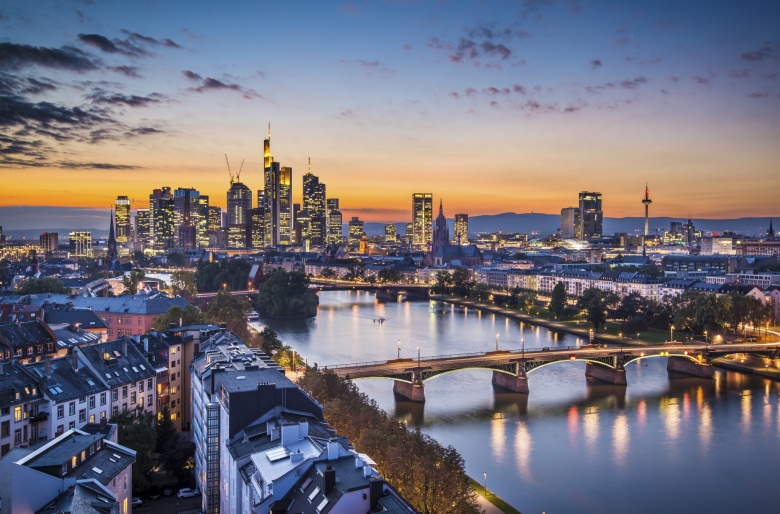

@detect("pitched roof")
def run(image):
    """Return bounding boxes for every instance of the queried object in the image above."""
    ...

[77,338,156,388]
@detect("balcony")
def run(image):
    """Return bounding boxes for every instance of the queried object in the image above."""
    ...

[29,411,49,423]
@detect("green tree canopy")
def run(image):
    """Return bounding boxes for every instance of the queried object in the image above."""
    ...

[171,270,198,300]
[152,304,209,331]
[549,282,567,319]
[111,409,157,496]
[121,270,145,295]
[196,258,252,292]
[15,276,70,294]
[254,268,318,318]
[450,267,474,298]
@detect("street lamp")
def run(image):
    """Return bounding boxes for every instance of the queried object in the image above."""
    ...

[397,340,401,359]
[704,330,708,345]
[483,472,487,497]
[495,333,499,351]
[670,325,675,342]
[589,329,594,345]
[521,338,525,360]
[417,346,420,368]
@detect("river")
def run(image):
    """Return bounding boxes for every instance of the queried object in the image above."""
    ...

[259,291,780,514]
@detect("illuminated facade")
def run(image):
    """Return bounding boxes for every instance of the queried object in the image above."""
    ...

[385,224,396,242]
[411,193,433,248]
[150,187,174,250]
[262,128,293,247]
[68,231,92,257]
[454,213,469,245]
[135,209,151,249]
[326,198,342,244]
[39,232,58,254]
[207,206,221,234]
[174,188,201,250]
[578,191,602,239]
[348,217,364,244]
[227,182,251,248]
[302,167,326,246]
[198,195,210,248]
[115,196,131,243]
[560,207,581,239]
[248,208,265,248]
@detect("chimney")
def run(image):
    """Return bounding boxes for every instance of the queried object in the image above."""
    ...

[44,355,52,378]
[369,478,384,509]
[122,338,128,356]
[71,349,79,371]
[143,336,149,353]
[323,465,336,494]
[327,438,339,461]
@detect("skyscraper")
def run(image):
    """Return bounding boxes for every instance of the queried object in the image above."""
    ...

[207,206,222,234]
[326,198,342,245]
[68,231,92,257]
[198,195,210,248]
[263,126,293,247]
[560,207,581,239]
[150,187,174,250]
[385,224,396,242]
[411,193,433,248]
[348,217,364,244]
[135,209,151,249]
[302,161,326,246]
[39,232,58,254]
[115,196,131,243]
[578,191,602,239]
[454,213,469,245]
[247,208,265,248]
[227,182,252,248]
[174,187,201,250]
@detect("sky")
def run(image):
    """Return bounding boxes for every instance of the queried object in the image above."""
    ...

[1,0,779,230]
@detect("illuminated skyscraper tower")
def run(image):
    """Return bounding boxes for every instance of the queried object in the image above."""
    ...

[454,213,469,245]
[302,159,326,246]
[115,196,131,243]
[411,193,433,248]
[263,124,293,247]
[578,191,602,239]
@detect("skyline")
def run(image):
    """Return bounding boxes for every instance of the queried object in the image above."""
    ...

[1,1,779,226]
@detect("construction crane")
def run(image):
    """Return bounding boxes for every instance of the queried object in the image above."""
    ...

[225,154,245,185]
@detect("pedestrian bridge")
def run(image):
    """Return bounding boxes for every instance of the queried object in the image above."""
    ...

[322,342,780,402]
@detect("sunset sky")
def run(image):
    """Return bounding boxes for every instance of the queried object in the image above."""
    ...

[1,0,779,229]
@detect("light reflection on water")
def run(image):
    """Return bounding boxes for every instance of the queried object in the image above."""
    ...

[262,291,780,514]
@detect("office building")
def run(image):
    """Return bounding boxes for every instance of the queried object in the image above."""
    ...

[326,198,342,245]
[348,217,364,244]
[385,224,397,242]
[263,127,294,247]
[198,195,210,248]
[207,206,222,234]
[247,208,265,248]
[560,207,581,239]
[174,188,202,250]
[412,193,433,248]
[227,182,252,248]
[302,164,326,246]
[115,196,131,243]
[150,187,175,250]
[578,191,602,239]
[454,213,469,245]
[39,232,58,254]
[135,209,151,249]
[68,231,92,257]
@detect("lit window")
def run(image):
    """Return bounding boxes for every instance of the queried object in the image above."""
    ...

[14,406,22,422]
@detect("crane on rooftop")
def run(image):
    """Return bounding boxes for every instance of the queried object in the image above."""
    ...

[225,154,244,186]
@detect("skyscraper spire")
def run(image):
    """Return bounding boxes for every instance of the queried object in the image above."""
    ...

[308,157,311,172]
[439,198,443,214]
[268,122,271,138]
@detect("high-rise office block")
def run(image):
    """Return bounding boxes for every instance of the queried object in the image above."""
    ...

[115,196,131,243]
[247,208,265,248]
[302,163,326,246]
[454,213,469,245]
[560,207,581,239]
[227,182,251,248]
[385,224,396,242]
[68,231,92,257]
[39,232,58,254]
[135,209,151,248]
[405,223,413,244]
[150,187,174,250]
[412,193,433,248]
[348,217,364,244]
[207,206,222,234]
[326,198,342,244]
[578,191,602,239]
[174,188,201,250]
[262,126,293,247]
[198,195,210,248]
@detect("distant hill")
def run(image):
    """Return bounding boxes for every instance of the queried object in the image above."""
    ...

[2,214,773,241]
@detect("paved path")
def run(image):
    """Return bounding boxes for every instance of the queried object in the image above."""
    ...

[475,493,505,514]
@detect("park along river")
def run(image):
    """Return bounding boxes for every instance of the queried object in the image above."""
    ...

[256,290,780,514]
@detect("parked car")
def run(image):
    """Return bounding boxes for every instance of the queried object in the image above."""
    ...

[131,497,143,507]
[163,487,173,496]
[177,487,200,499]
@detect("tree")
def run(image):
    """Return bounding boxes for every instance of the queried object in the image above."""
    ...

[166,251,188,268]
[450,267,474,298]
[344,260,365,282]
[206,290,252,339]
[614,292,646,321]
[320,267,336,279]
[432,271,452,298]
[196,258,252,292]
[255,268,318,318]
[156,405,177,456]
[171,270,198,300]
[518,291,537,312]
[111,409,157,496]
[121,270,145,295]
[549,282,567,319]
[152,304,209,330]
[577,288,609,330]
[132,251,149,268]
[15,276,69,294]
[378,267,402,284]
[472,283,491,302]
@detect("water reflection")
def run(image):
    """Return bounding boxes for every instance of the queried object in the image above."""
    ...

[514,421,532,479]
[612,413,629,467]
[490,417,507,462]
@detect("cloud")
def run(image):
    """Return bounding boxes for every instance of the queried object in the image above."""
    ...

[692,76,711,86]
[87,92,166,107]
[0,42,99,72]
[729,69,750,79]
[109,65,142,78]
[428,20,529,67]
[619,76,649,89]
[186,75,264,100]
[591,59,602,69]
[22,78,58,95]
[340,59,380,68]
[741,41,780,62]
[122,31,182,49]
[403,44,412,51]
[614,29,632,47]
[481,41,511,60]
[339,109,354,118]
[748,92,767,98]
[339,59,395,77]
[78,33,150,58]
[182,70,202,81]
[57,161,142,170]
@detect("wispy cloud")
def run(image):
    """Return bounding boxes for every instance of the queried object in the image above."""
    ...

[741,41,780,62]
[0,42,99,72]
[78,33,150,58]
[590,59,602,69]
[182,70,264,99]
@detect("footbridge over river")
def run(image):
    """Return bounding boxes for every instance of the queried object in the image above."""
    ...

[323,342,780,402]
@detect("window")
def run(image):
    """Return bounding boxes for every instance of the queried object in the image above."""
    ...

[69,402,75,415]
[171,347,177,354]
[122,386,127,398]
[147,379,153,389]
[47,342,54,351]
[57,405,64,419]
[147,394,152,407]
[139,381,144,392]
[112,389,118,401]
[37,344,43,353]
[138,317,142,325]
[57,424,64,434]
[171,412,177,421]
[101,411,106,419]
[1,421,9,438]
[130,392,136,404]
[89,414,95,423]
[27,346,33,356]
[171,386,177,394]
[1,407,8,416]
[89,396,95,408]
[14,429,21,445]
[79,409,86,423]
[68,421,75,429]
[72,455,77,468]
[14,406,22,422]
[80,396,86,404]
[124,474,128,491]
[112,406,118,416]
[171,359,177,368]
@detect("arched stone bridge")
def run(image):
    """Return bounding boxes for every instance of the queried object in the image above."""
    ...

[323,342,780,402]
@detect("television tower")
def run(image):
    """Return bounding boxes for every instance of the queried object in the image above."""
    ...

[641,184,652,257]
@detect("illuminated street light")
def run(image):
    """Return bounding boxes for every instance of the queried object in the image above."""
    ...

[397,340,401,359]
[670,325,675,342]
[483,472,487,497]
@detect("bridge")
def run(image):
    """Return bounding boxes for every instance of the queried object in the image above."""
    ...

[322,342,780,402]
[308,280,430,300]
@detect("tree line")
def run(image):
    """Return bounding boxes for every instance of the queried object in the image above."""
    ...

[298,369,481,514]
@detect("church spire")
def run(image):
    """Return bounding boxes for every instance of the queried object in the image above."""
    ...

[107,210,117,263]
[768,218,775,241]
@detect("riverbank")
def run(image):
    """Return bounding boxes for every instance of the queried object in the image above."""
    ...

[468,477,522,514]
[712,355,780,380]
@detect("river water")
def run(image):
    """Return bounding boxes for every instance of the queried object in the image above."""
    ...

[260,291,780,514]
